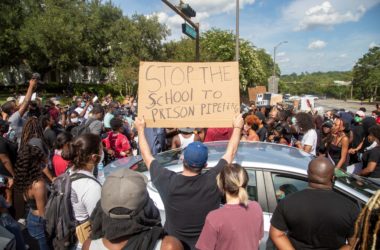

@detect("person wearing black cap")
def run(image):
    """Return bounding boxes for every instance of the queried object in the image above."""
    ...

[135,114,244,250]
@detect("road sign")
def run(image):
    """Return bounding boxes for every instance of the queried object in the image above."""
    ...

[182,23,196,40]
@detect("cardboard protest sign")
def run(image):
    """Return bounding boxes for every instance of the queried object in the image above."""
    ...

[269,94,283,106]
[300,97,315,111]
[248,86,266,101]
[138,61,240,128]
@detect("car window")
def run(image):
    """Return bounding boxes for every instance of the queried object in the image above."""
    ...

[247,170,257,201]
[335,169,379,198]
[130,149,183,172]
[271,173,308,202]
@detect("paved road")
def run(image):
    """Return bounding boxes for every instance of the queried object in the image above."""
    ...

[315,98,377,113]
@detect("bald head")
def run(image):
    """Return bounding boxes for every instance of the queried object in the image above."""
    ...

[161,236,184,250]
[307,157,335,188]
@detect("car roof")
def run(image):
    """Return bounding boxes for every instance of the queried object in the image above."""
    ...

[105,141,376,202]
[206,141,314,171]
[106,141,314,177]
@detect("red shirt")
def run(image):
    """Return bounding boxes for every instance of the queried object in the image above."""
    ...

[52,153,69,177]
[103,132,131,158]
[196,201,264,250]
[204,128,233,142]
[49,107,60,122]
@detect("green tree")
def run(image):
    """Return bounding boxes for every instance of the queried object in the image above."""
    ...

[0,0,24,68]
[111,14,169,96]
[19,0,87,75]
[352,47,380,101]
[255,48,280,82]
[279,71,352,98]
[201,29,266,91]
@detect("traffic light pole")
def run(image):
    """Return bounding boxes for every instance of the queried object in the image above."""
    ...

[161,0,200,61]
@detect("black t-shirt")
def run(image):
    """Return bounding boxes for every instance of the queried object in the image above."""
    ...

[351,125,364,149]
[271,188,359,250]
[257,127,267,142]
[150,158,226,250]
[362,146,380,178]
[44,128,56,150]
[0,137,17,177]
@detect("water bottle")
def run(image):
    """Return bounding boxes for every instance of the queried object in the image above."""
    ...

[97,162,106,185]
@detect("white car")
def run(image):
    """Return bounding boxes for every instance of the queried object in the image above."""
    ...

[105,141,378,249]
[288,95,300,101]
[303,95,319,101]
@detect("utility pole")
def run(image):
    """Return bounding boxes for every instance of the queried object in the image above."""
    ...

[235,0,239,61]
[162,0,200,61]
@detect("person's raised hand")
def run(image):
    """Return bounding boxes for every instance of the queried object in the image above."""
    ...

[29,78,38,90]
[233,113,244,129]
[134,117,146,133]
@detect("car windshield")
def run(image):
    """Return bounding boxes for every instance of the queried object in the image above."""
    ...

[130,148,183,173]
[335,169,379,197]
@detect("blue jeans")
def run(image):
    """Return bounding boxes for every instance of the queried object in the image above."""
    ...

[27,211,50,250]
[0,213,26,250]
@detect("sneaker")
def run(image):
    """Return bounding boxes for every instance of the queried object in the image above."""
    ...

[17,218,26,226]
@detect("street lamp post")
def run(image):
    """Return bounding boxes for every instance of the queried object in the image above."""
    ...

[235,0,239,61]
[273,41,288,78]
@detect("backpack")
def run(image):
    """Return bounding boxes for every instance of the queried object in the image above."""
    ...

[45,172,100,249]
[70,119,96,137]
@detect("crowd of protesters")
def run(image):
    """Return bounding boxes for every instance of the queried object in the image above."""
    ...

[0,76,379,250]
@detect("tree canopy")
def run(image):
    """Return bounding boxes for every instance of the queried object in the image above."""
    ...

[352,46,380,101]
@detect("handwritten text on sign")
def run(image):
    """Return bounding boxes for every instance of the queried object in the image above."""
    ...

[138,61,240,128]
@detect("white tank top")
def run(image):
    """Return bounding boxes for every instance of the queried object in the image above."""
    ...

[89,239,107,250]
[179,134,195,148]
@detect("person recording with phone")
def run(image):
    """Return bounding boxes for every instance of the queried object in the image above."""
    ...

[1,75,38,144]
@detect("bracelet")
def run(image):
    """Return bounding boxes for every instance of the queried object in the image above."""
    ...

[233,126,243,129]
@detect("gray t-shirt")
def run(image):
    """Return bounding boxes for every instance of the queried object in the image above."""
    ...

[8,111,24,144]
[87,119,103,136]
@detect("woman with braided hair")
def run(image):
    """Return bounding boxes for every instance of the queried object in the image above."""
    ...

[352,190,380,250]
[19,117,54,182]
[14,144,50,250]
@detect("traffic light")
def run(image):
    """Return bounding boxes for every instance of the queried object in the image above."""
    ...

[180,3,196,18]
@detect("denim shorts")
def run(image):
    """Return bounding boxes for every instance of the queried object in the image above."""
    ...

[27,211,50,250]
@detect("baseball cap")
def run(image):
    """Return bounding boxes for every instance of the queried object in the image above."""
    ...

[322,120,333,128]
[184,141,208,168]
[101,168,148,219]
[356,110,365,118]
[179,128,194,134]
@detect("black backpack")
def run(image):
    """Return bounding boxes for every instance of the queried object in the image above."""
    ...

[70,119,96,138]
[45,172,100,249]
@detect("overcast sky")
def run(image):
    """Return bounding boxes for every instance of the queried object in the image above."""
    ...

[113,0,380,74]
